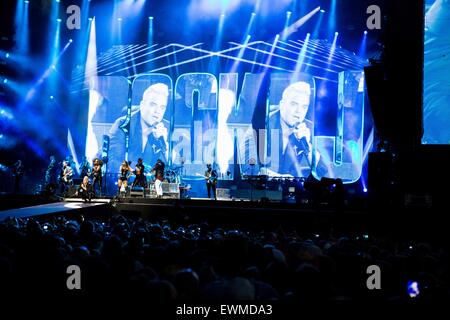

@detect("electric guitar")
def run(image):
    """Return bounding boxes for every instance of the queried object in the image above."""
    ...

[60,168,73,183]
[195,172,217,185]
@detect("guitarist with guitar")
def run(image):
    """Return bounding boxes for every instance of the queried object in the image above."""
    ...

[92,158,103,196]
[204,163,218,200]
[12,160,25,193]
[59,160,74,196]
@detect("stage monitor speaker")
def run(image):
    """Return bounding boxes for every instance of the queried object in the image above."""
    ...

[130,187,145,198]
[217,188,231,200]
[162,182,179,193]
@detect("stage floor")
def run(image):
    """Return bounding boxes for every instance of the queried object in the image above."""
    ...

[0,199,110,221]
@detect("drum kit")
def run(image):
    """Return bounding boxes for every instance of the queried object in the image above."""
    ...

[164,166,182,183]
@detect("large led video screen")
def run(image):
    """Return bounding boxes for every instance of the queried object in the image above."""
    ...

[67,0,378,187]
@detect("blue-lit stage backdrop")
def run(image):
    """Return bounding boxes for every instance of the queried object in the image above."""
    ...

[65,0,377,195]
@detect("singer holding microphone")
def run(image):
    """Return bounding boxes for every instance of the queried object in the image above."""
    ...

[267,81,326,178]
[108,83,170,175]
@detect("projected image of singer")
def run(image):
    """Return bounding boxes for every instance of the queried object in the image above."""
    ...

[268,81,323,177]
[109,83,170,172]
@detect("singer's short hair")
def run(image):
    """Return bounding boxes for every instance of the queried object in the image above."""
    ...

[142,83,169,101]
[281,81,311,101]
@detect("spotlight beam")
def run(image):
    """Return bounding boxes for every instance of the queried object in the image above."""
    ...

[94,45,151,69]
[100,41,338,82]
[24,40,73,102]
[229,35,252,74]
[292,33,310,76]
[281,11,292,41]
[73,44,154,82]
[89,45,143,70]
[287,40,366,68]
[229,40,340,74]
[72,45,159,83]
[133,42,292,75]
[292,39,365,65]
[14,0,28,53]
[101,43,205,76]
[281,6,321,39]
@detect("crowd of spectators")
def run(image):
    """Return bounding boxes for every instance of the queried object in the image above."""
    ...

[0,212,448,302]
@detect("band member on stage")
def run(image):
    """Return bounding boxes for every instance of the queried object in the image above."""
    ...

[132,158,147,188]
[151,159,165,198]
[12,160,24,193]
[118,160,133,196]
[65,155,77,174]
[205,163,218,200]
[45,155,58,188]
[78,176,93,202]
[92,158,103,196]
[60,160,74,195]
[79,156,91,178]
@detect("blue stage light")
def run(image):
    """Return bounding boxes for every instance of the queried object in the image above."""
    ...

[69,39,73,43]
[148,16,154,49]
[281,10,293,41]
[118,17,122,21]
[359,30,368,58]
[328,0,337,34]
[335,32,339,36]
[320,9,325,13]
[5,53,9,58]
[292,33,310,76]
[281,6,321,40]
[363,188,368,193]
[15,0,29,54]
[3,79,7,84]
[57,18,62,23]
[50,95,54,99]
[88,17,93,21]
